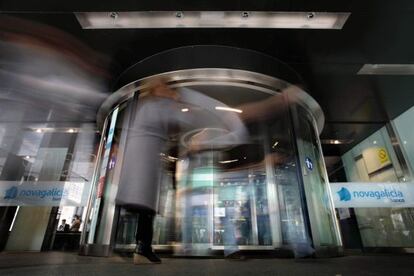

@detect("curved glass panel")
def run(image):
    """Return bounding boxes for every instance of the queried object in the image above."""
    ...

[83,78,341,257]
[293,104,342,249]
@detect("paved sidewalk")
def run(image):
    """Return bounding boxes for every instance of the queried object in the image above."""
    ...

[0,252,413,276]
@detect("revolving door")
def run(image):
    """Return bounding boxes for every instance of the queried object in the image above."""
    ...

[80,46,342,257]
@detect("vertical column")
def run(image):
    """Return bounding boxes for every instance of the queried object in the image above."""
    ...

[80,104,131,256]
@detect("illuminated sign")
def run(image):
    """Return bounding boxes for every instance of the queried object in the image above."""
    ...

[330,182,414,208]
[0,181,90,206]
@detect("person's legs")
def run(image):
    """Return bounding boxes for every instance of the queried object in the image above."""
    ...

[133,208,161,264]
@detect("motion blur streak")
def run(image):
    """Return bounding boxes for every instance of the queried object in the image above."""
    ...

[0,15,110,122]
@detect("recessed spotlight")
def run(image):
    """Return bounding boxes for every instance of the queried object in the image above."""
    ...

[215,106,243,113]
[241,11,250,18]
[167,155,178,161]
[219,159,239,164]
[307,12,315,19]
[109,12,118,19]
[321,139,354,145]
[373,140,377,144]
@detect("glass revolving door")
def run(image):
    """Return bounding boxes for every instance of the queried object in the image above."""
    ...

[81,67,342,258]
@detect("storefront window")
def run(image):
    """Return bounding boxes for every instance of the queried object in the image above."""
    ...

[341,126,414,248]
[0,122,98,251]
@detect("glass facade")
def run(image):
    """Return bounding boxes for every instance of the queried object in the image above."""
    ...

[341,119,414,249]
[0,122,98,251]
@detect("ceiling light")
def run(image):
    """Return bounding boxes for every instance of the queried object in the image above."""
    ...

[68,129,75,133]
[181,108,189,112]
[219,159,239,164]
[358,64,414,75]
[373,140,377,144]
[321,139,354,145]
[272,141,279,148]
[75,11,350,29]
[215,106,243,113]
[36,129,42,133]
[167,155,178,161]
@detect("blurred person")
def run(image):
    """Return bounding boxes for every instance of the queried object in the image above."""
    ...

[232,84,303,123]
[116,81,180,264]
[185,84,314,259]
[0,15,110,122]
[237,85,316,258]
[116,80,248,264]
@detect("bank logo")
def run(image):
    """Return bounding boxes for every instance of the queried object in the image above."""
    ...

[4,186,18,199]
[337,187,351,201]
[336,186,405,203]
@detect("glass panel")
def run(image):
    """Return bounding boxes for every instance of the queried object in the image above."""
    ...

[176,152,215,255]
[294,105,341,247]
[0,122,98,251]
[213,169,254,246]
[341,126,414,248]
[393,105,414,176]
[253,174,272,245]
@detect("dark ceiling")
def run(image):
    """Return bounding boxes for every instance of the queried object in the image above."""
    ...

[1,0,414,157]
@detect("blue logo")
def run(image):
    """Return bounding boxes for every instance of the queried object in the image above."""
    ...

[4,186,18,199]
[305,157,313,171]
[337,187,352,201]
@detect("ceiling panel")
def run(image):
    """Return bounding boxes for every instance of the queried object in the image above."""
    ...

[0,1,413,161]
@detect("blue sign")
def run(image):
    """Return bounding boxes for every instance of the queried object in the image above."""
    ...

[305,157,313,171]
[330,182,413,208]
[0,181,90,206]
[337,187,351,201]
[4,186,67,202]
[336,186,404,203]
[4,186,18,199]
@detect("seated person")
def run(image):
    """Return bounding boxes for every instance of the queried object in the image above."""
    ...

[57,219,69,232]
[70,215,81,232]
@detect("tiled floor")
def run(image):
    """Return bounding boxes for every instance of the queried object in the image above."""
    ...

[0,252,413,276]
